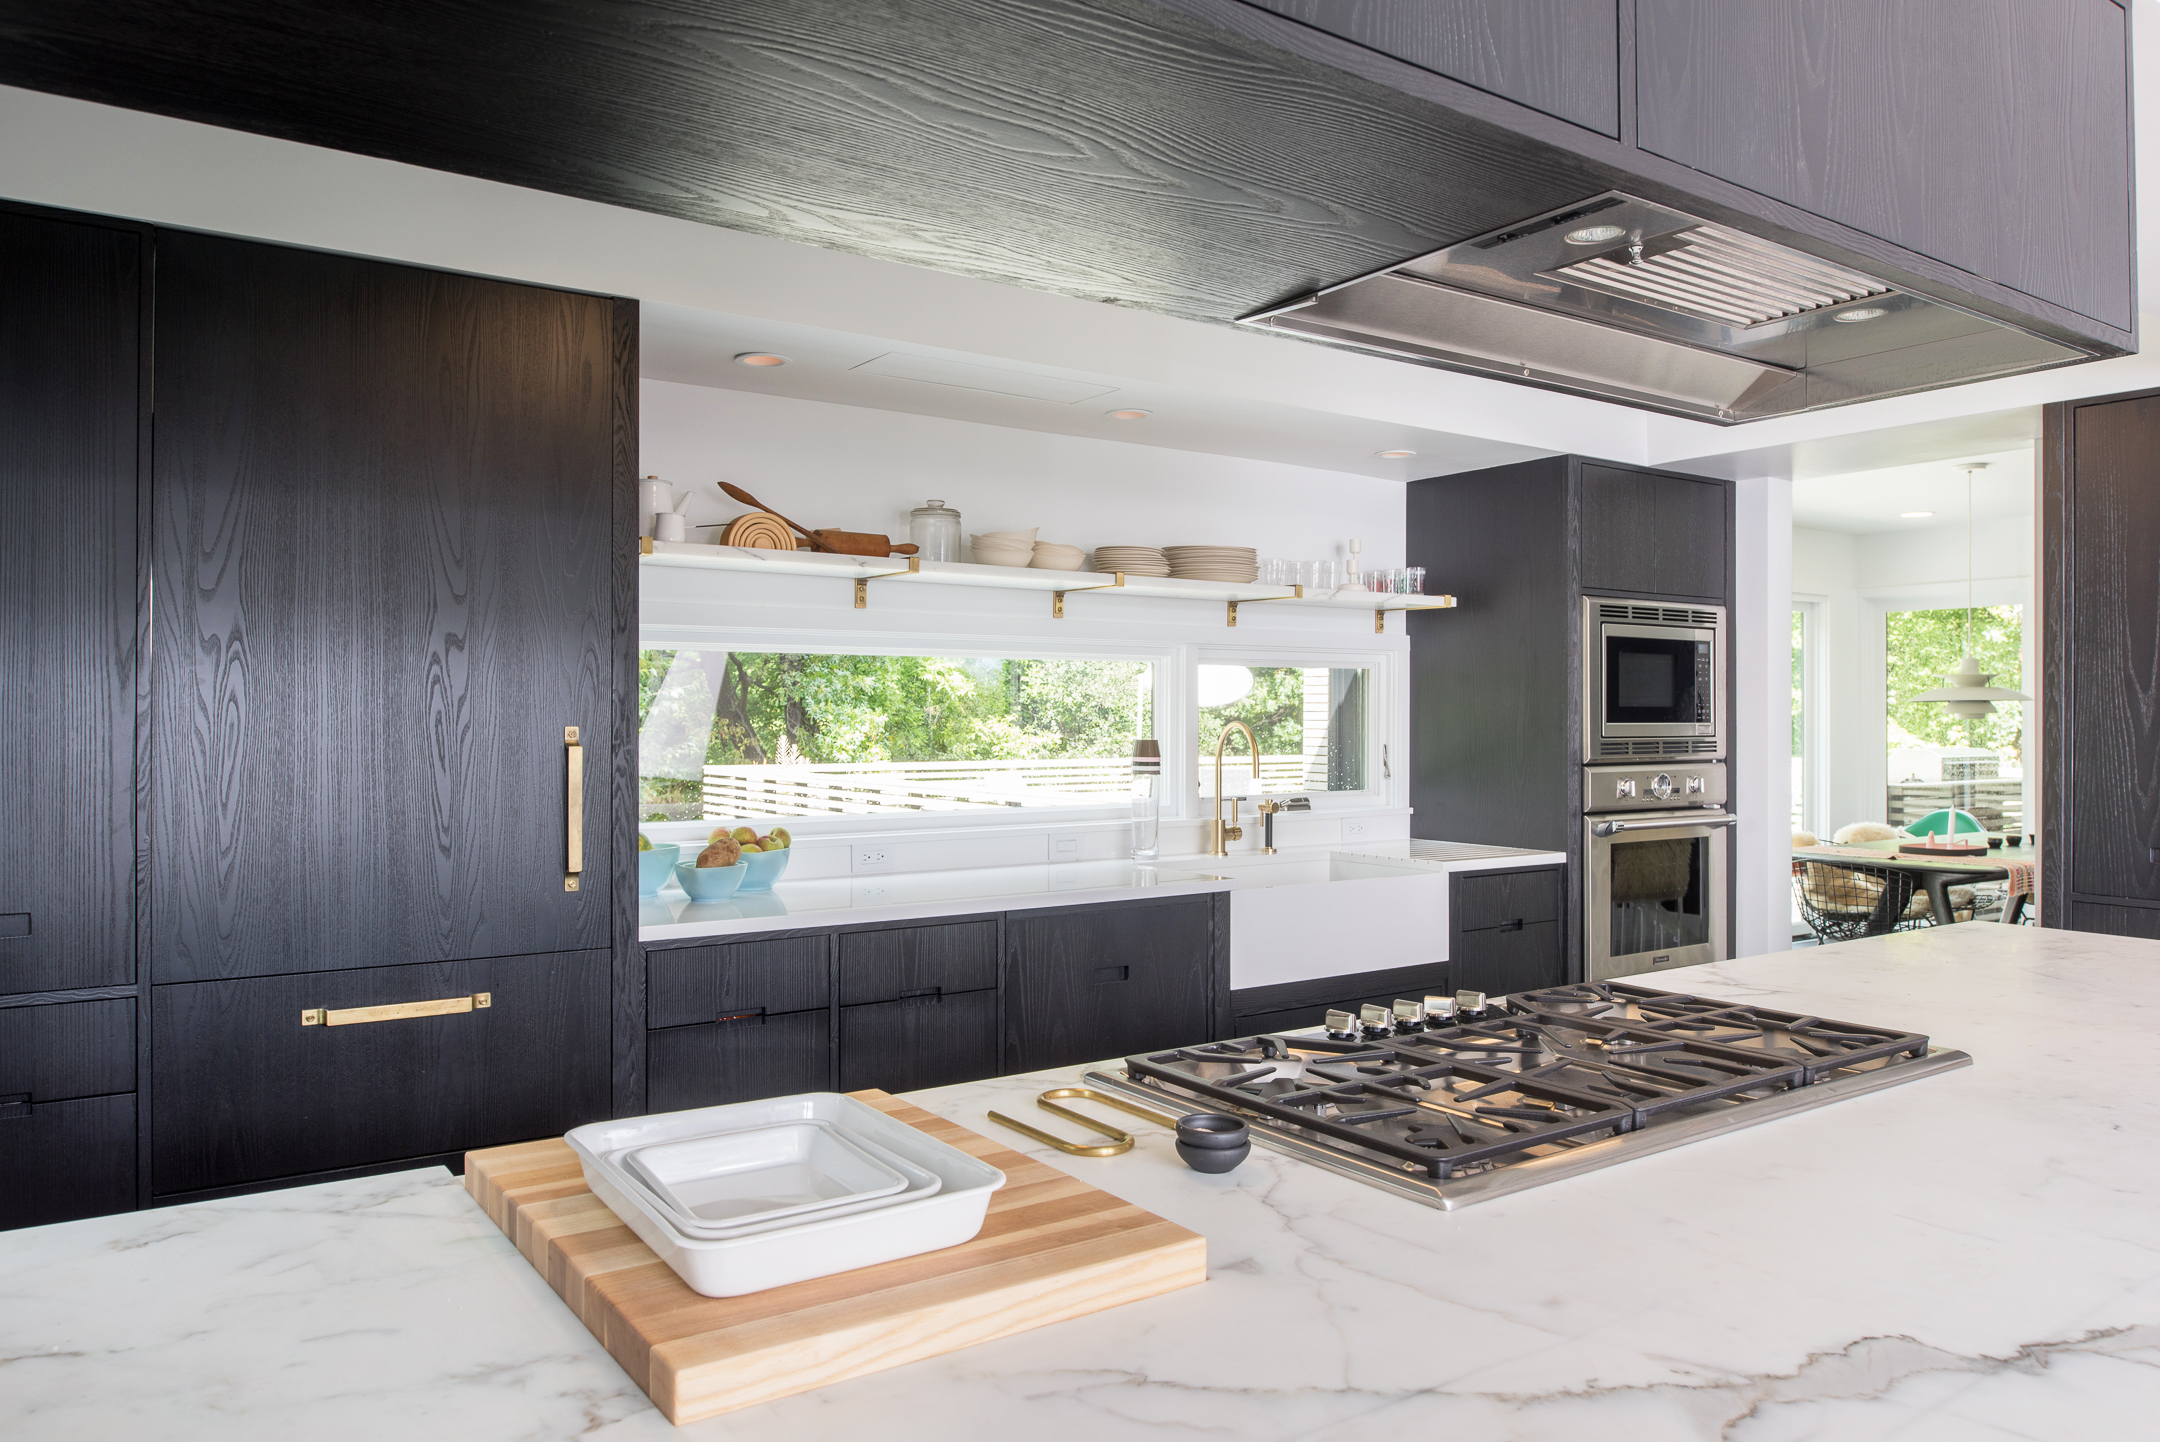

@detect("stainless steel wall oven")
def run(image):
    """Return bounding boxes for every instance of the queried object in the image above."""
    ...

[1583,762,1732,982]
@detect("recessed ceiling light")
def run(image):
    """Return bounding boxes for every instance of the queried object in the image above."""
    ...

[1564,223,1627,245]
[1900,510,1935,518]
[1375,449,1418,459]
[1833,306,1888,323]
[1105,408,1151,420]
[733,352,789,367]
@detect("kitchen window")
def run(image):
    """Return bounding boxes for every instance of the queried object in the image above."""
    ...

[638,647,1156,821]
[1194,663,1372,798]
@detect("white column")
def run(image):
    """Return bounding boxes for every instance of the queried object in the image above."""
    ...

[1733,475,1794,958]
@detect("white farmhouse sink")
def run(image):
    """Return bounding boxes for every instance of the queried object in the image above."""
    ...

[1176,849,1449,990]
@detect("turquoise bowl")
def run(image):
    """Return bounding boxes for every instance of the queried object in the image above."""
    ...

[739,847,791,891]
[674,860,747,901]
[637,844,681,896]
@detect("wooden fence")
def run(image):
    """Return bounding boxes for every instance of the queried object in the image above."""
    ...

[699,755,1309,818]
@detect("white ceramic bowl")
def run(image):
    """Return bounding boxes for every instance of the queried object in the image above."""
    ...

[972,548,1034,568]
[1028,543,1088,571]
[973,528,1037,544]
[567,1094,1005,1298]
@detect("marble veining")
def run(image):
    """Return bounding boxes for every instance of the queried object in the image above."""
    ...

[5,924,2158,1439]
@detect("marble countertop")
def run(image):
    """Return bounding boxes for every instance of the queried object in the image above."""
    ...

[8,924,2157,1440]
[638,843,1563,943]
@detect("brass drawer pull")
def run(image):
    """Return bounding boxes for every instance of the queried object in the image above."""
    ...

[301,992,491,1028]
[564,726,584,892]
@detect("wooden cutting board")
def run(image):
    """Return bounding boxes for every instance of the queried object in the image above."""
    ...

[463,1091,1206,1424]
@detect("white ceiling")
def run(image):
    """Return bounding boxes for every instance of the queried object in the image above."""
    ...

[640,302,1555,480]
[1790,447,2034,534]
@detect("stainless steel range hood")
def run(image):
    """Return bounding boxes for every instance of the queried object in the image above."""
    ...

[1239,192,2091,423]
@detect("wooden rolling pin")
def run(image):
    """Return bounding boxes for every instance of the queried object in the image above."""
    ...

[718,483,918,557]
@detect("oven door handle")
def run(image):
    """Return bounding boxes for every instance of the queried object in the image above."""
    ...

[1592,815,1738,838]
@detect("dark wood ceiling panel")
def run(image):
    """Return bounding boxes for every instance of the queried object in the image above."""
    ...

[0,0,1615,322]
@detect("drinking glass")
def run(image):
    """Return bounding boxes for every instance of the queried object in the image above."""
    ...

[1407,566,1425,595]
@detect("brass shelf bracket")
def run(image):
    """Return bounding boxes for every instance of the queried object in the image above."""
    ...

[853,554,922,608]
[1051,571,1124,619]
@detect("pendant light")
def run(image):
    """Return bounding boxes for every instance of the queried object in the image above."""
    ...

[1909,462,2030,717]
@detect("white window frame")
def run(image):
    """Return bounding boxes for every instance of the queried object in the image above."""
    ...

[1790,597,1824,836]
[1188,641,1399,820]
[635,621,1180,844]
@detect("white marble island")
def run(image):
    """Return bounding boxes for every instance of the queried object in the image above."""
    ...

[6,924,2158,1440]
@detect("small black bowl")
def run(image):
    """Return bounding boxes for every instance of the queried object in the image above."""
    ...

[1175,1113,1251,1173]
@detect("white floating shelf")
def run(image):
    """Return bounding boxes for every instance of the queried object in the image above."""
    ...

[638,541,1455,628]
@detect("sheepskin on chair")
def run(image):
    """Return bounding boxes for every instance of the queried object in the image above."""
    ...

[1833,822,1901,844]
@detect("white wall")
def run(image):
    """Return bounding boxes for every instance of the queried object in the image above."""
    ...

[1734,478,1795,959]
[641,380,1406,568]
[1792,515,2033,839]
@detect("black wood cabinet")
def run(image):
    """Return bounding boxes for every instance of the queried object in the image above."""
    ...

[647,936,830,1029]
[1578,466,1731,603]
[1408,456,1731,977]
[0,998,135,1103]
[1450,867,1566,996]
[0,206,142,998]
[648,1010,833,1113]
[1005,898,1215,1071]
[2042,389,2160,929]
[1638,0,2132,332]
[0,1093,137,1230]
[1242,1,1619,136]
[151,950,609,1197]
[148,231,617,985]
[840,990,1000,1095]
[839,921,998,1005]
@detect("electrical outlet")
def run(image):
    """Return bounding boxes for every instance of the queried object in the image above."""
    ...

[853,846,894,874]
[1341,818,1372,842]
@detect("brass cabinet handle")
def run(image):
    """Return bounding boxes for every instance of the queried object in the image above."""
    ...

[301,992,491,1027]
[564,725,583,891]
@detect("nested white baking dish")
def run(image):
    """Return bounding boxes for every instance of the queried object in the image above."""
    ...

[612,1126,942,1240]
[566,1094,1004,1298]
[623,1120,908,1226]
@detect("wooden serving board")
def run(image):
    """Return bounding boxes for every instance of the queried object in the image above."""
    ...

[463,1092,1206,1424]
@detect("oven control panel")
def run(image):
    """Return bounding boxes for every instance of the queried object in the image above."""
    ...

[1584,761,1728,814]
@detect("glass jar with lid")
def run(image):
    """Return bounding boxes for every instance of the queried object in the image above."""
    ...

[908,500,962,562]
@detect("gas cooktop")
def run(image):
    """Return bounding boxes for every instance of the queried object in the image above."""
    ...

[1085,981,1970,1209]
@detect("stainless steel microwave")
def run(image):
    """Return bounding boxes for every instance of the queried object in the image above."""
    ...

[1583,598,1725,761]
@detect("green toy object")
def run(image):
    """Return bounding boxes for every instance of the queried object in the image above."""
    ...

[1907,808,1985,838]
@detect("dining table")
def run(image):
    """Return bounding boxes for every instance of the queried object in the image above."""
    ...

[1791,837,2037,925]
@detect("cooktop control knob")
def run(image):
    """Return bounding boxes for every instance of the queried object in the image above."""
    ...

[1614,778,1636,799]
[1649,772,1674,800]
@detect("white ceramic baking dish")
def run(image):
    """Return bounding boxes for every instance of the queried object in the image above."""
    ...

[624,1120,907,1225]
[610,1126,942,1240]
[566,1094,1004,1298]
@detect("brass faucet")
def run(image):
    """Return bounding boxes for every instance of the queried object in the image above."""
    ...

[1209,721,1260,856]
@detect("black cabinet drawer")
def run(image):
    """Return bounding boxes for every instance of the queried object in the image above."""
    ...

[649,1010,832,1112]
[647,936,829,1028]
[151,949,608,1196]
[1006,898,1212,1072]
[839,921,997,1006]
[0,998,134,1103]
[1453,868,1562,932]
[839,989,999,1095]
[1451,922,1564,997]
[0,1092,136,1230]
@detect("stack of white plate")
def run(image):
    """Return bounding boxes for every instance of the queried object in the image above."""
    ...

[1092,545,1170,576]
[567,1093,1005,1298]
[1163,545,1259,583]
